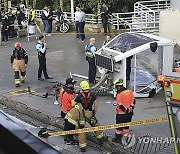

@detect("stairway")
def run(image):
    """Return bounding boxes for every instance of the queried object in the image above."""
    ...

[111,0,170,34]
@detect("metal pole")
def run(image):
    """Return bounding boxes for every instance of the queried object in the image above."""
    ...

[134,54,137,93]
[70,0,74,22]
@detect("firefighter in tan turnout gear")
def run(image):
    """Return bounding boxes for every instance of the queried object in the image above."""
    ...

[10,42,28,87]
[65,80,108,152]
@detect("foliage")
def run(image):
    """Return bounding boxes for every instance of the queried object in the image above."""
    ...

[11,0,140,13]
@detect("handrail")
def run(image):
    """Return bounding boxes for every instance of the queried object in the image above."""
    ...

[25,0,170,33]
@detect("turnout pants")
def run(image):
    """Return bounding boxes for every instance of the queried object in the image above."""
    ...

[12,59,26,85]
[38,57,48,79]
[86,57,96,84]
[78,110,103,149]
[115,113,133,139]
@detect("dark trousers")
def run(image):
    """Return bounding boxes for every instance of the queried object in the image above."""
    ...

[75,21,79,38]
[48,20,53,33]
[64,119,75,141]
[102,18,108,34]
[115,113,133,139]
[126,57,132,80]
[86,57,96,84]
[9,25,14,38]
[17,20,23,29]
[1,26,8,41]
[38,57,48,78]
[79,21,85,41]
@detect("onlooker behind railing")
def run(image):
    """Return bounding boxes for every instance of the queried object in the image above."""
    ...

[100,3,109,35]
[41,6,50,36]
[47,6,53,34]
[28,5,35,25]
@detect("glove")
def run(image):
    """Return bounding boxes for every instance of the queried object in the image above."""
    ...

[90,116,97,125]
[126,107,133,113]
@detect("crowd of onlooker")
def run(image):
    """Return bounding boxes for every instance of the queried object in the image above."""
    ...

[0,4,26,42]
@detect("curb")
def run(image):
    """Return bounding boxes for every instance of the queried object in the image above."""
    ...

[0,94,130,154]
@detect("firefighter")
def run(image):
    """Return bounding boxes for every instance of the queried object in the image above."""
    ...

[60,78,79,145]
[10,42,28,87]
[70,80,108,152]
[112,79,135,143]
[7,8,15,38]
[85,38,97,85]
[1,11,9,42]
[28,5,35,25]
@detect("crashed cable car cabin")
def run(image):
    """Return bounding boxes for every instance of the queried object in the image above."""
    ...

[94,32,178,98]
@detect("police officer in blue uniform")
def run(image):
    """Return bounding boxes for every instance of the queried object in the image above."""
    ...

[36,35,53,81]
[85,38,97,85]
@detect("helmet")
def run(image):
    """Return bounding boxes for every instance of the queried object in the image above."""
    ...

[114,79,124,87]
[15,42,22,48]
[80,81,90,90]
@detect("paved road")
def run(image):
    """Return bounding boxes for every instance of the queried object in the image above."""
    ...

[0,33,174,153]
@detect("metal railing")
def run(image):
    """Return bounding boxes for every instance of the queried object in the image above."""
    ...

[26,0,170,34]
[135,0,170,11]
[32,10,100,24]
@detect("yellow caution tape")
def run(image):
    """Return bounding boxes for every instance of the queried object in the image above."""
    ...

[8,88,35,96]
[50,116,168,137]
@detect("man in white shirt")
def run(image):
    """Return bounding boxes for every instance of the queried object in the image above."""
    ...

[78,8,86,42]
[75,6,80,39]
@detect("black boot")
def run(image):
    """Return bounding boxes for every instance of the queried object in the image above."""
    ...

[112,134,123,144]
[99,135,108,145]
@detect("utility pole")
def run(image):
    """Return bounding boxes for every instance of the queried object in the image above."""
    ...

[70,0,74,22]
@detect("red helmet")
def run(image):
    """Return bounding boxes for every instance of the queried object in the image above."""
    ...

[15,42,22,48]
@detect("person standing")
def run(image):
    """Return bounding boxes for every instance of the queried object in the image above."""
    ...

[36,35,53,81]
[100,3,109,35]
[75,6,80,39]
[85,38,97,85]
[10,42,28,87]
[126,56,133,80]
[16,7,25,29]
[28,5,35,25]
[78,7,85,42]
[48,6,53,34]
[112,79,135,143]
[60,78,78,145]
[1,11,9,42]
[7,8,15,38]
[41,6,50,35]
[69,81,108,152]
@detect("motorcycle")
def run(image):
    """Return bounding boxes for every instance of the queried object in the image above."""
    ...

[55,13,70,33]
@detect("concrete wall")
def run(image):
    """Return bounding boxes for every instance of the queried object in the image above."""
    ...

[159,10,180,45]
[171,0,180,10]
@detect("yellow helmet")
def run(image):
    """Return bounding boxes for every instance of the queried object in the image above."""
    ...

[114,79,124,87]
[80,81,90,90]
